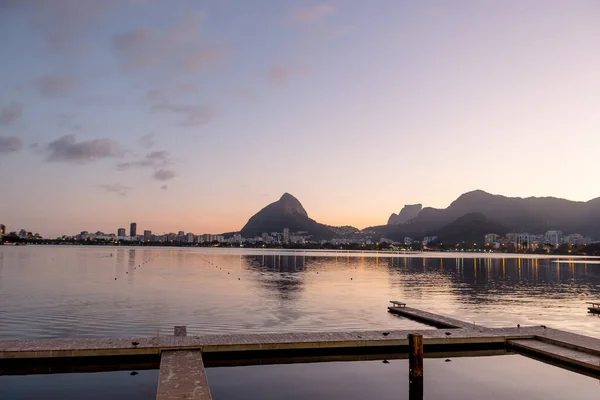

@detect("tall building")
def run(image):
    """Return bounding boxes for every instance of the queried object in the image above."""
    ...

[130,222,137,237]
[117,228,126,237]
[186,232,195,243]
[0,224,5,236]
[283,228,290,243]
[544,230,563,248]
[143,230,152,241]
[515,233,531,249]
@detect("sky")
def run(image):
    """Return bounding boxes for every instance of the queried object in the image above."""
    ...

[0,0,599,237]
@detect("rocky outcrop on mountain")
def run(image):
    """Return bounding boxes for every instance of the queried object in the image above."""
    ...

[387,204,422,225]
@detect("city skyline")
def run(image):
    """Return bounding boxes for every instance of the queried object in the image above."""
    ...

[1,1,599,236]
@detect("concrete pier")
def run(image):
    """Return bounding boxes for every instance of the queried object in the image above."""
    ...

[156,350,211,400]
[1,305,599,398]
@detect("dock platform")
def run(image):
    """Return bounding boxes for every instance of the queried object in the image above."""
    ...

[587,302,600,315]
[1,304,599,399]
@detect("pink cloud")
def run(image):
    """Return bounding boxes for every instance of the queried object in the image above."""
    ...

[112,13,220,73]
[293,4,335,22]
[37,74,77,97]
[268,64,308,86]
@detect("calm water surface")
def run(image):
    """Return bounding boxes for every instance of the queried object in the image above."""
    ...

[1,246,599,399]
[1,246,598,339]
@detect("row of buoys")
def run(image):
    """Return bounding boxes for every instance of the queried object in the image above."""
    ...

[199,255,243,281]
[114,252,160,281]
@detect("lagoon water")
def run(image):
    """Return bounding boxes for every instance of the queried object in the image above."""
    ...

[1,246,599,398]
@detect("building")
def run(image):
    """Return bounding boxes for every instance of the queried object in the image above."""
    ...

[404,237,412,245]
[564,234,584,246]
[117,228,126,238]
[544,230,563,248]
[186,232,195,243]
[283,228,290,244]
[130,223,137,238]
[422,236,438,245]
[0,224,5,236]
[515,233,531,249]
[484,233,499,246]
[143,230,152,241]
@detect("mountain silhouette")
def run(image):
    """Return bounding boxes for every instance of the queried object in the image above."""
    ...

[432,212,509,244]
[240,193,335,239]
[378,190,600,240]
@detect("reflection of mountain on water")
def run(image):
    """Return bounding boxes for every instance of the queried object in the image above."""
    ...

[245,254,307,272]
[243,255,309,301]
[385,257,600,305]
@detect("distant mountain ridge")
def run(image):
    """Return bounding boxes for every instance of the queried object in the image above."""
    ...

[238,190,600,243]
[240,193,335,239]
[379,190,600,241]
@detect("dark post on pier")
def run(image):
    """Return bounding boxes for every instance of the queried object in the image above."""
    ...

[408,333,424,400]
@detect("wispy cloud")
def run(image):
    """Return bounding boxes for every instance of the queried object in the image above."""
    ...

[153,169,175,181]
[46,135,119,163]
[0,0,116,53]
[146,90,214,126]
[97,184,132,197]
[37,74,77,97]
[0,136,23,154]
[0,103,23,125]
[293,4,335,22]
[112,13,222,73]
[117,150,171,170]
[140,133,155,149]
[268,64,308,86]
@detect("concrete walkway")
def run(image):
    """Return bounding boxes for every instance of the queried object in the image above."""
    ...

[1,305,599,399]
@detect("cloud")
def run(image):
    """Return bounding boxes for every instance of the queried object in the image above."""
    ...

[160,184,168,190]
[46,135,119,163]
[0,136,23,153]
[148,93,214,126]
[140,133,155,148]
[38,74,77,97]
[117,150,171,170]
[0,0,116,53]
[98,184,132,197]
[0,103,23,125]
[183,49,224,72]
[112,13,221,73]
[153,169,175,181]
[268,65,308,86]
[293,4,335,22]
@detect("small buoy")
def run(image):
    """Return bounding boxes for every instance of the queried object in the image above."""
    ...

[131,341,139,346]
[445,332,452,336]
[517,324,520,329]
[238,278,240,280]
[382,332,390,336]
[350,278,353,280]
[130,371,139,376]
[382,360,390,364]
[445,359,451,363]
[115,278,117,280]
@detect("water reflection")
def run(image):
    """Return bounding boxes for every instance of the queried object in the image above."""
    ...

[0,247,599,339]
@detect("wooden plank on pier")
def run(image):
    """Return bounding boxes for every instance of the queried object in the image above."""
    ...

[508,339,600,374]
[387,306,480,329]
[156,350,212,400]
